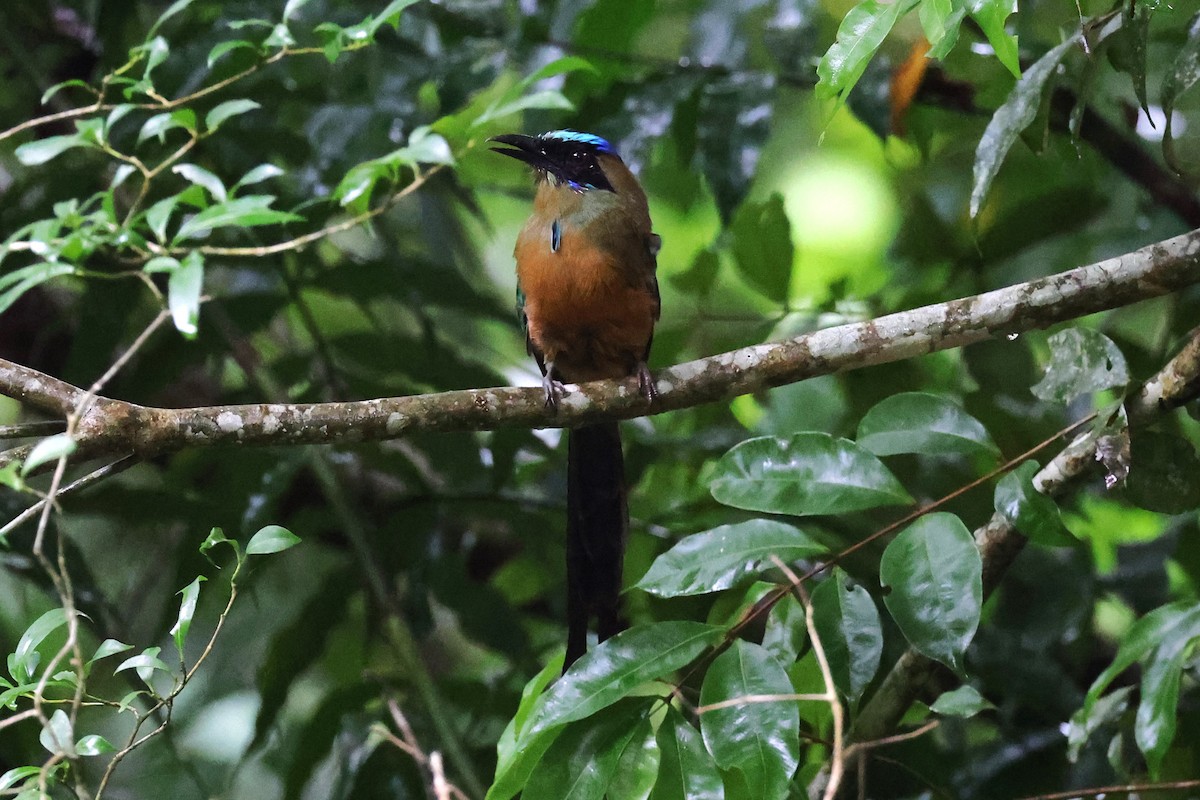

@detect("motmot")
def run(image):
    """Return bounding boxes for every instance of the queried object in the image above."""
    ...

[491,130,661,669]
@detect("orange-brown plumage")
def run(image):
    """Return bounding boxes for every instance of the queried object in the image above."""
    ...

[514,152,659,387]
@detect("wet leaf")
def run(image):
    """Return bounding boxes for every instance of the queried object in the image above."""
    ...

[880,513,981,676]
[635,520,826,597]
[711,433,912,516]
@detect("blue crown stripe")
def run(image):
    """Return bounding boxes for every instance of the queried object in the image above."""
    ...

[542,129,614,154]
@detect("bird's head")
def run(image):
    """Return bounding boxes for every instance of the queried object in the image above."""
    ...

[489,130,617,193]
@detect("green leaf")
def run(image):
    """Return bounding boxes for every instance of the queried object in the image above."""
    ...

[918,0,955,49]
[312,22,349,63]
[811,568,883,704]
[22,433,77,475]
[170,576,206,658]
[761,594,807,667]
[857,392,999,459]
[168,251,203,337]
[115,646,172,686]
[1031,328,1129,404]
[0,263,76,316]
[75,734,115,757]
[11,608,67,684]
[524,700,651,800]
[1066,685,1132,761]
[335,127,453,208]
[730,194,793,302]
[397,126,454,166]
[1136,642,1189,776]
[232,163,284,193]
[1085,602,1200,706]
[927,5,967,59]
[14,134,91,166]
[488,655,566,800]
[1125,432,1200,514]
[39,709,75,757]
[42,79,94,106]
[174,195,302,240]
[0,681,41,710]
[607,712,660,800]
[670,248,719,296]
[104,104,138,136]
[173,164,227,201]
[205,99,261,131]
[200,526,240,564]
[1112,2,1152,121]
[148,0,196,37]
[144,196,180,242]
[335,160,391,208]
[0,461,24,495]
[246,524,301,555]
[138,36,170,79]
[207,39,255,67]
[1083,602,1200,777]
[75,117,105,145]
[143,256,180,274]
[636,520,826,597]
[930,685,996,717]
[283,0,312,19]
[971,36,1076,218]
[473,57,596,127]
[880,512,981,676]
[710,433,912,517]
[526,622,723,738]
[89,639,134,665]
[138,112,183,145]
[816,0,920,101]
[994,461,1076,547]
[476,90,575,126]
[223,18,268,30]
[369,0,422,35]
[0,767,41,792]
[651,707,724,800]
[967,0,1020,78]
[1161,13,1200,173]
[699,641,800,799]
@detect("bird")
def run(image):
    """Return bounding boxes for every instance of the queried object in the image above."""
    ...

[490,129,661,669]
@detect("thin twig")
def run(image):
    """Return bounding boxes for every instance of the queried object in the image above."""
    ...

[0,707,39,732]
[383,698,472,800]
[843,719,939,762]
[0,455,138,540]
[189,164,444,258]
[81,310,171,406]
[772,555,845,800]
[0,43,365,145]
[0,421,68,440]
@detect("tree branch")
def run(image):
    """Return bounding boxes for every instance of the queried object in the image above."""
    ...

[0,228,1198,470]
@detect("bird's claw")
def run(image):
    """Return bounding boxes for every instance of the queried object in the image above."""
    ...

[636,362,657,404]
[542,372,565,410]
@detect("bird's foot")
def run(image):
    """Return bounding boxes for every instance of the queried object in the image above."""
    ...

[636,362,657,404]
[542,372,565,410]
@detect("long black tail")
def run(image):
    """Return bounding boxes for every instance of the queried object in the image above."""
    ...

[565,421,627,670]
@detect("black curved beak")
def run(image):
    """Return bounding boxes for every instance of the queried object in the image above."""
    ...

[488,133,552,171]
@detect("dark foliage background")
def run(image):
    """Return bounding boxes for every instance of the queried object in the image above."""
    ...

[1,0,1199,798]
